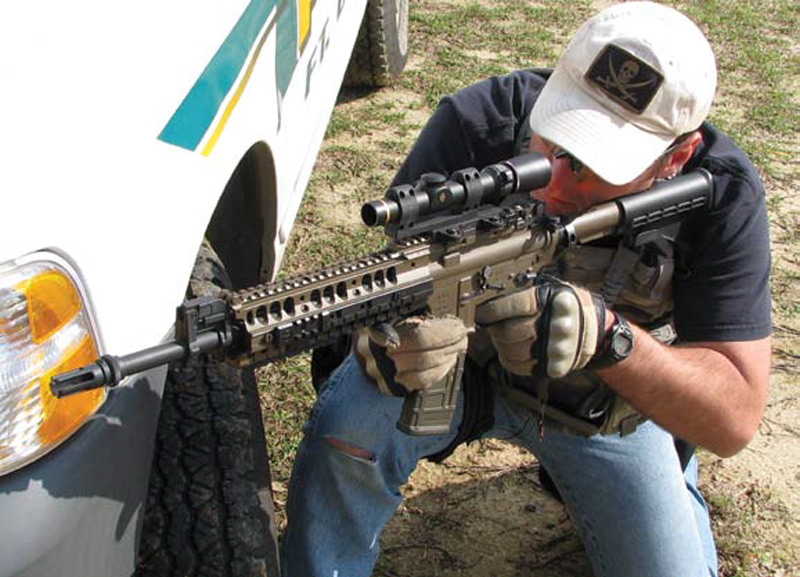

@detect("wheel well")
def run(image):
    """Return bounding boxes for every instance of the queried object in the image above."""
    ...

[205,142,278,290]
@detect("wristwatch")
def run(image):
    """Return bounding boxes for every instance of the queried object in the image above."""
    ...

[589,313,634,370]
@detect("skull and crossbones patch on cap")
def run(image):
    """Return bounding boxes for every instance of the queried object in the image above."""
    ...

[585,44,664,114]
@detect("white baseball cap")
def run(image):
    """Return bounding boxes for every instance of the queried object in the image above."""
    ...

[529,1,717,185]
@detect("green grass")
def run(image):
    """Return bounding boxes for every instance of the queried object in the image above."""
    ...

[258,356,315,479]
[701,460,796,577]
[325,98,416,140]
[404,0,593,109]
[671,0,799,177]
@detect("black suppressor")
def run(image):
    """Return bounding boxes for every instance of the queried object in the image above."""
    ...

[361,153,551,233]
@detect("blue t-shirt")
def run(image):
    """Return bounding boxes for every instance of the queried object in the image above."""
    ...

[392,70,771,342]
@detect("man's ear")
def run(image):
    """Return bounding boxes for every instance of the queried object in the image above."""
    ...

[657,131,703,179]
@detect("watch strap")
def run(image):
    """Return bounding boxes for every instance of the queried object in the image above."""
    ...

[587,313,634,370]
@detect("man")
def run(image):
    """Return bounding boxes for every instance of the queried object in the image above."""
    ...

[281,3,772,576]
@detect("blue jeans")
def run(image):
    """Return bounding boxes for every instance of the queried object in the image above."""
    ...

[281,355,718,577]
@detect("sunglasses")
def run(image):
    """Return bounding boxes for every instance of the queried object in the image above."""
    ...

[541,139,590,180]
[543,137,687,183]
[552,147,585,177]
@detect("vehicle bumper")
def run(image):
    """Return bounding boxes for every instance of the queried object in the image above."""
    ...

[0,366,166,577]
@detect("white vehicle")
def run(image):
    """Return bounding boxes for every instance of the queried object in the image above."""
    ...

[0,1,408,575]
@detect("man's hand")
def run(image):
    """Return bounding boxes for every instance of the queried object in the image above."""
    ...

[476,280,607,378]
[353,316,468,396]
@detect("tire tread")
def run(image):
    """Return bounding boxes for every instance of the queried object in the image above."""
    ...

[135,241,279,577]
[344,0,407,88]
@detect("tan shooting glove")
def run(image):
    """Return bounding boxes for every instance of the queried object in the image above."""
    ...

[475,280,606,378]
[353,316,468,396]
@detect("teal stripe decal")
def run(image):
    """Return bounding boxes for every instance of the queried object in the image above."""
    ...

[159,0,277,151]
[276,0,298,97]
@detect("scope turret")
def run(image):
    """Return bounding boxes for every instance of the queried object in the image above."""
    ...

[361,153,551,235]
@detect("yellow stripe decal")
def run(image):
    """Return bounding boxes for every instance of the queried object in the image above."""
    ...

[299,0,312,51]
[201,24,272,157]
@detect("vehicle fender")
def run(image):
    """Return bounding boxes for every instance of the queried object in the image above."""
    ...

[205,141,281,289]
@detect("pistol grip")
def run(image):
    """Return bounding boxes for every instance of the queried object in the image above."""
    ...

[397,352,465,435]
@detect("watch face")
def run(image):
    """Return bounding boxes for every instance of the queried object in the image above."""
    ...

[609,319,634,361]
[612,333,634,357]
[590,317,634,369]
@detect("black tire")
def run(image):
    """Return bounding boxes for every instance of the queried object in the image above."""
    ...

[344,0,409,87]
[135,241,280,577]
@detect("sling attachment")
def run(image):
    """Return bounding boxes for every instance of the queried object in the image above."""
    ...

[489,362,601,438]
[535,374,550,440]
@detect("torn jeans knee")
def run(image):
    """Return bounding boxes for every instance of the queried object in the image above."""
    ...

[324,435,375,462]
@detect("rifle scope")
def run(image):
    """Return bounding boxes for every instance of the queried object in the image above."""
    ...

[361,153,551,230]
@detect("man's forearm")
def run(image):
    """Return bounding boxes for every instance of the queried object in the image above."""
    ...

[597,326,770,457]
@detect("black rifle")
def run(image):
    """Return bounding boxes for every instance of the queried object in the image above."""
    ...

[51,153,712,435]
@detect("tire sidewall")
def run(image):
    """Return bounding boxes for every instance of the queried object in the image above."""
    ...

[380,0,409,78]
